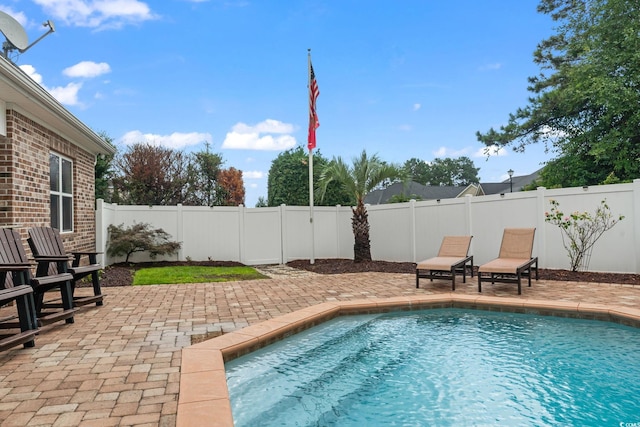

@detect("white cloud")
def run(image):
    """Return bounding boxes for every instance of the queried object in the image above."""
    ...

[249,183,258,189]
[474,144,508,157]
[433,146,469,158]
[479,63,502,71]
[398,124,412,131]
[539,125,567,139]
[20,64,84,106]
[222,119,297,150]
[49,82,84,106]
[0,7,27,26]
[243,171,264,179]
[119,130,213,149]
[19,65,43,84]
[33,0,157,29]
[232,119,294,135]
[63,61,111,78]
[413,103,421,111]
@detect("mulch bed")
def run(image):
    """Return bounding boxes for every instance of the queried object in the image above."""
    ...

[99,259,640,287]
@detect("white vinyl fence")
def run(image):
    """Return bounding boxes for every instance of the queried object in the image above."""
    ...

[96,180,640,273]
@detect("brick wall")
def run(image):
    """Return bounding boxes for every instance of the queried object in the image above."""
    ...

[4,109,97,252]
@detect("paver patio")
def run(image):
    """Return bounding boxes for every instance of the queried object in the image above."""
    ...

[1,269,639,426]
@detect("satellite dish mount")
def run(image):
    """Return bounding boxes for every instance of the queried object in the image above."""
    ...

[0,11,55,60]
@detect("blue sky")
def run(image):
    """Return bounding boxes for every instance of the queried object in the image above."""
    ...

[1,0,556,207]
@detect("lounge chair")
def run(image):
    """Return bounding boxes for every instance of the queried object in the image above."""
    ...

[0,228,76,327]
[28,227,103,307]
[478,228,538,295]
[416,236,473,290]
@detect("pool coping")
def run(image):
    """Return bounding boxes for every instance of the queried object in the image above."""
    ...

[176,294,640,426]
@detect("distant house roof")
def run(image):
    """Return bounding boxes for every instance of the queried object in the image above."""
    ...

[364,169,542,205]
[365,182,481,205]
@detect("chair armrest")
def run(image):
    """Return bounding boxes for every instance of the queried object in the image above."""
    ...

[451,255,473,269]
[71,252,102,266]
[33,255,73,262]
[0,264,33,272]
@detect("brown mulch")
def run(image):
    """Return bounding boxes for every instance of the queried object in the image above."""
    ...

[99,259,640,287]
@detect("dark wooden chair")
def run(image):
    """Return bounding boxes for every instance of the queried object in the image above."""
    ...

[28,227,103,307]
[0,276,38,351]
[0,228,76,326]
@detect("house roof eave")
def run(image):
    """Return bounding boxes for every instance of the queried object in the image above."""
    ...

[0,56,115,156]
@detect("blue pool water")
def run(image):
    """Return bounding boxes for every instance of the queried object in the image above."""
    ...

[225,309,640,426]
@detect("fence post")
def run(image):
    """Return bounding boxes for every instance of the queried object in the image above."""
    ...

[335,205,341,258]
[634,179,640,273]
[409,199,417,263]
[536,187,547,269]
[238,205,245,264]
[280,204,287,265]
[464,195,472,237]
[95,199,105,266]
[176,204,183,261]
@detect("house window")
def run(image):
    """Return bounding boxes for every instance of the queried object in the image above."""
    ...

[50,153,73,232]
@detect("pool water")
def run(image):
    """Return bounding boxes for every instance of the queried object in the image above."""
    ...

[225,309,640,426]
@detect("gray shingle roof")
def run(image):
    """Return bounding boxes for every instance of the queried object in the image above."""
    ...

[364,169,542,205]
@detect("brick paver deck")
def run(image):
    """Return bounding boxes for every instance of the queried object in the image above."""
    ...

[1,270,639,426]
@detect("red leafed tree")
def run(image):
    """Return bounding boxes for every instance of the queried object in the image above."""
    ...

[112,143,189,205]
[217,167,245,206]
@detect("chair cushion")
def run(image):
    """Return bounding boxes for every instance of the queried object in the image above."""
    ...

[478,258,531,274]
[417,256,467,271]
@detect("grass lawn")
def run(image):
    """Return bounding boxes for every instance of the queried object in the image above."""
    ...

[132,265,268,285]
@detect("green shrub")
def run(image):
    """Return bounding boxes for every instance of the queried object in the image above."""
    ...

[107,223,181,263]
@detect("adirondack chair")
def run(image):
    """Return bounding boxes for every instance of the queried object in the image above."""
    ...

[28,227,103,307]
[0,228,76,327]
[0,267,38,351]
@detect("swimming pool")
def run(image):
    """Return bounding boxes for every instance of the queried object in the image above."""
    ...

[225,309,640,426]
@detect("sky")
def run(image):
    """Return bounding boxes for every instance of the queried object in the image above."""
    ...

[1,0,558,207]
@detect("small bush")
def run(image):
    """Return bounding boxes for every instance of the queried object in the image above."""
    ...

[107,223,182,263]
[545,199,624,271]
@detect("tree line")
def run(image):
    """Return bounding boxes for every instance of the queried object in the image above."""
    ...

[265,147,480,207]
[96,138,245,207]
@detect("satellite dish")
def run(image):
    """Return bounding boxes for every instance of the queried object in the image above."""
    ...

[0,10,29,51]
[0,11,55,60]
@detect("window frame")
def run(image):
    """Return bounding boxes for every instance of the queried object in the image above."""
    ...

[49,152,74,232]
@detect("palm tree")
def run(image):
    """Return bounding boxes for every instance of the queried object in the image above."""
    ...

[317,150,407,262]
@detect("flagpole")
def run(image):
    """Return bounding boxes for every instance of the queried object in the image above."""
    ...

[308,49,315,265]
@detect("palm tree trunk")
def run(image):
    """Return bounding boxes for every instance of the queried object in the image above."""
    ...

[351,202,371,262]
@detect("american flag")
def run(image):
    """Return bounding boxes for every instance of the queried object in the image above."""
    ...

[308,60,320,151]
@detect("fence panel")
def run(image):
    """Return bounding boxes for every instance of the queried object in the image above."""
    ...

[414,198,469,263]
[105,205,180,264]
[469,192,540,265]
[181,206,241,262]
[242,207,282,265]
[542,184,634,272]
[368,203,414,262]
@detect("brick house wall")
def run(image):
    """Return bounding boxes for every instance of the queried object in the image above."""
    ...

[2,109,97,253]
